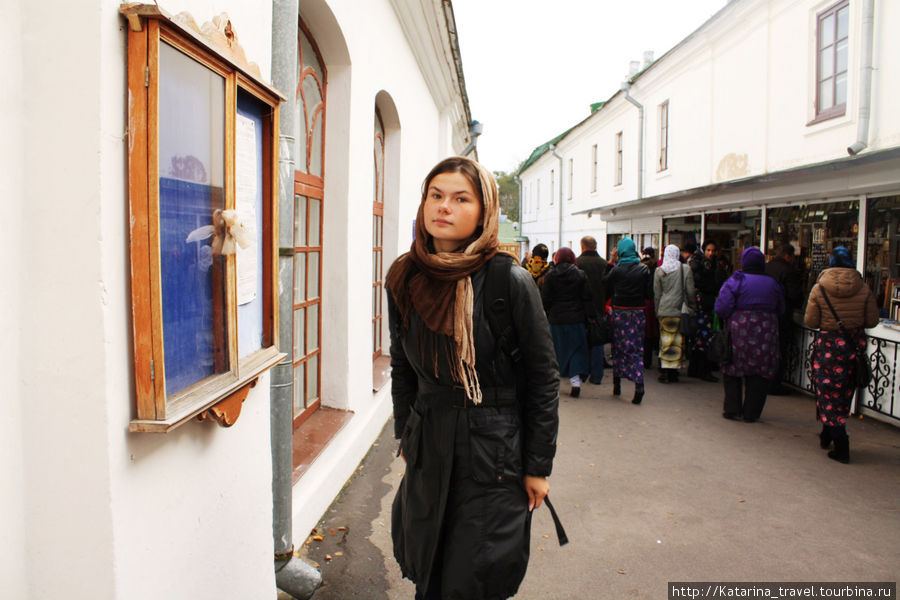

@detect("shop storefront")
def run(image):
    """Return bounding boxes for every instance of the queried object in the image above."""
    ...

[589,148,900,425]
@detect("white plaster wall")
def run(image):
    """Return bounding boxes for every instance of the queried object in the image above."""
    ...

[18,1,117,597]
[0,1,26,598]
[12,1,280,598]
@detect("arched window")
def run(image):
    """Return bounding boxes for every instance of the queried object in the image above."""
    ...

[292,21,325,428]
[372,109,385,359]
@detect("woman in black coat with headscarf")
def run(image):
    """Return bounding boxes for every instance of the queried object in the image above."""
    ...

[542,247,593,397]
[386,156,560,599]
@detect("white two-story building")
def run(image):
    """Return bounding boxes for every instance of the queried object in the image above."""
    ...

[519,0,900,423]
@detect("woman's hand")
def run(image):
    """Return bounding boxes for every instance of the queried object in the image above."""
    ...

[524,476,549,511]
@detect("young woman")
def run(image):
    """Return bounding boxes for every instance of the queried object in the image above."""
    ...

[603,238,651,404]
[385,156,560,599]
[804,246,878,463]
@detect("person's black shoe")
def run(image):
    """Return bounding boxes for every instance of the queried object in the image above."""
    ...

[827,437,850,464]
[658,373,671,383]
[570,385,581,398]
[700,374,719,383]
[632,385,644,405]
[819,426,832,449]
[743,417,757,423]
[769,385,789,396]
[722,412,741,421]
[613,377,621,396]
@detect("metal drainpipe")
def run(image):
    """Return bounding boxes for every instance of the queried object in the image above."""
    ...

[270,0,321,597]
[848,0,875,155]
[550,144,564,249]
[621,82,644,200]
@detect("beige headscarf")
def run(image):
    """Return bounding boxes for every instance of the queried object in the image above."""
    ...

[385,156,500,403]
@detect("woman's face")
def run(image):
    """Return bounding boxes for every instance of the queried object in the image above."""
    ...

[423,171,483,252]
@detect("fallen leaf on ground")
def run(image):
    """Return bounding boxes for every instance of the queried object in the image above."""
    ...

[337,526,347,531]
[325,554,332,560]
[312,535,324,541]
[543,535,549,539]
[330,529,335,535]
[738,499,746,503]
[537,547,544,551]
[617,569,627,575]
[334,552,343,557]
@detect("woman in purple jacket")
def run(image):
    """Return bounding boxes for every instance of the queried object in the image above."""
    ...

[714,247,785,422]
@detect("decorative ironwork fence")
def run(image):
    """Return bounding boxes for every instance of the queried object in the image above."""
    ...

[784,324,900,423]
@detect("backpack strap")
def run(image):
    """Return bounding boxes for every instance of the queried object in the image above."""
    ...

[484,254,522,364]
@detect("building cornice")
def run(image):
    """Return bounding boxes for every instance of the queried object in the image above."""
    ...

[389,0,471,151]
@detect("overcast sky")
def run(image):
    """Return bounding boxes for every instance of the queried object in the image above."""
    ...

[451,0,728,174]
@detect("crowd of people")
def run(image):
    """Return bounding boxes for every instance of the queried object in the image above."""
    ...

[384,157,875,600]
[527,235,877,465]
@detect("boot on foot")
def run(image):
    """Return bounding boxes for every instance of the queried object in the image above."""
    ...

[632,385,644,405]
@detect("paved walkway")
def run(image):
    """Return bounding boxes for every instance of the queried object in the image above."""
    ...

[293,373,900,600]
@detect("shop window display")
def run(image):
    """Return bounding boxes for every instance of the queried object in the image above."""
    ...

[766,201,859,308]
[705,211,761,274]
[864,196,900,319]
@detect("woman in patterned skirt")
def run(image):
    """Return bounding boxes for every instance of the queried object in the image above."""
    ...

[604,238,651,404]
[713,247,785,422]
[804,247,878,464]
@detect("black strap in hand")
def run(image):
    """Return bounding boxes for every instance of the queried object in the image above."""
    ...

[543,496,569,546]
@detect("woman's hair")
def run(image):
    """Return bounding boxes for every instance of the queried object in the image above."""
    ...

[421,156,484,210]
[555,247,576,264]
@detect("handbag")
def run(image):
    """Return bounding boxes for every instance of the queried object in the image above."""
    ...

[588,313,613,346]
[677,264,697,337]
[819,288,871,389]
[708,328,732,364]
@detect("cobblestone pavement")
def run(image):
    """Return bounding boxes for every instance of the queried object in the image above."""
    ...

[289,373,900,600]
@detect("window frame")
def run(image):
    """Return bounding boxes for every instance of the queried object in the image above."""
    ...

[123,6,285,432]
[658,100,669,172]
[591,144,598,192]
[567,158,574,201]
[550,169,555,205]
[614,132,623,187]
[811,0,849,124]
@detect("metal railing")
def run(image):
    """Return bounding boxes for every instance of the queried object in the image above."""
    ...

[784,324,900,423]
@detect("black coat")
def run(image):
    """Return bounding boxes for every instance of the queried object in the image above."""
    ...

[541,262,594,324]
[766,256,803,313]
[576,250,609,314]
[388,257,559,599]
[604,262,651,308]
[689,252,722,312]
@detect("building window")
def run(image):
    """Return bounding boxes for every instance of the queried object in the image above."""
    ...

[567,158,574,200]
[814,0,849,121]
[658,100,669,172]
[614,132,623,186]
[537,178,541,209]
[123,6,283,432]
[550,170,555,205]
[293,21,326,429]
[591,144,598,192]
[372,108,385,360]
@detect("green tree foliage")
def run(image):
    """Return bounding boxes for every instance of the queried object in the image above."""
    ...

[494,170,519,223]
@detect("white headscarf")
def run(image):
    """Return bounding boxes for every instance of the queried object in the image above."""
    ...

[661,244,681,274]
